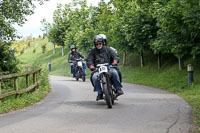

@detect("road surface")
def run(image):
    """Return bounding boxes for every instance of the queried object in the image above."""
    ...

[0,75,192,133]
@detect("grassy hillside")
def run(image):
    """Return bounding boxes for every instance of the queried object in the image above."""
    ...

[17,38,200,132]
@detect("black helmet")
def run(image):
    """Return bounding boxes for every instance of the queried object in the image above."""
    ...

[93,35,104,47]
[70,45,76,50]
[99,34,107,45]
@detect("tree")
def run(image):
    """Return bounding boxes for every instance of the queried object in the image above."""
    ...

[0,0,48,73]
[40,18,54,54]
[48,4,71,56]
[40,18,51,37]
[0,0,49,41]
[151,0,200,70]
[110,0,157,67]
[108,0,133,66]
[0,41,18,74]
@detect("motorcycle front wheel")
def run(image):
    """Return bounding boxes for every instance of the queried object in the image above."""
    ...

[75,69,79,81]
[82,76,85,82]
[102,76,112,108]
[80,68,86,82]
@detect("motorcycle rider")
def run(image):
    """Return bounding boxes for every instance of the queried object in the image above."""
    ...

[87,35,124,101]
[99,34,122,82]
[99,34,118,56]
[68,45,86,77]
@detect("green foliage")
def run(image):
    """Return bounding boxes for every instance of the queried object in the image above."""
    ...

[0,41,19,74]
[48,4,71,47]
[20,48,24,55]
[151,0,200,59]
[33,48,36,53]
[40,18,52,34]
[46,0,200,70]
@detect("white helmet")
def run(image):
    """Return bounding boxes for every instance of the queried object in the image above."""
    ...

[99,34,107,45]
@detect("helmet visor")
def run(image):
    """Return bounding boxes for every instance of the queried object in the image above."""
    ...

[96,42,103,46]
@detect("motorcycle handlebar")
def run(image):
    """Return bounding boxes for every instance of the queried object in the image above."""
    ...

[75,58,87,61]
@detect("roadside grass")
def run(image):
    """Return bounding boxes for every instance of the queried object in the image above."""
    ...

[3,38,200,132]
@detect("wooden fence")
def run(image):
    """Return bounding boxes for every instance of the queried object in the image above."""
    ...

[0,67,42,99]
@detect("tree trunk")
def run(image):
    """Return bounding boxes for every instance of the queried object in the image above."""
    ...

[178,57,183,71]
[53,44,55,55]
[140,50,144,67]
[62,45,64,56]
[158,51,161,69]
[123,50,127,67]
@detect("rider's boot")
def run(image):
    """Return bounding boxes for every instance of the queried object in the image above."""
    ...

[116,88,124,96]
[96,93,103,101]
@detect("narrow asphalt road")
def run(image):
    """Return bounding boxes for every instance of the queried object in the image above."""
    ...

[0,75,192,133]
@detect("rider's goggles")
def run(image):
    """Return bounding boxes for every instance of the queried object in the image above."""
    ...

[96,42,103,46]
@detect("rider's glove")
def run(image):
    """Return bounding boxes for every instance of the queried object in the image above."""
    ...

[89,65,95,71]
[112,60,117,66]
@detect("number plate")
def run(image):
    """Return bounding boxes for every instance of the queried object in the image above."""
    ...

[77,61,82,67]
[99,66,108,74]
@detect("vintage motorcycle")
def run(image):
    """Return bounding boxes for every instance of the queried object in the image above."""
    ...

[96,63,117,108]
[74,59,86,82]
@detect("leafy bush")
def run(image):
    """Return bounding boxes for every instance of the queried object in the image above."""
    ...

[42,44,46,53]
[20,48,24,55]
[0,42,19,74]
[33,48,36,53]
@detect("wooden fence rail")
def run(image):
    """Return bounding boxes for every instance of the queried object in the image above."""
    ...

[0,67,42,99]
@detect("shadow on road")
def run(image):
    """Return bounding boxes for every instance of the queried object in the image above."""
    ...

[63,100,121,109]
[52,79,88,82]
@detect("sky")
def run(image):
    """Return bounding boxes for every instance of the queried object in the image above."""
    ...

[15,0,109,38]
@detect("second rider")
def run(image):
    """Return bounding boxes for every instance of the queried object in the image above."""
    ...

[68,45,86,77]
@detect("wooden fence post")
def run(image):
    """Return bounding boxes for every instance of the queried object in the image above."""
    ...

[0,81,1,106]
[0,81,1,95]
[26,75,29,88]
[38,70,41,89]
[33,73,37,90]
[14,77,19,98]
[39,69,41,78]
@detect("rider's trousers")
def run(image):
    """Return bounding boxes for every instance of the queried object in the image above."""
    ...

[91,67,122,94]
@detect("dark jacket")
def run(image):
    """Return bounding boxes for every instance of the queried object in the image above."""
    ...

[86,46,119,68]
[68,51,85,63]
